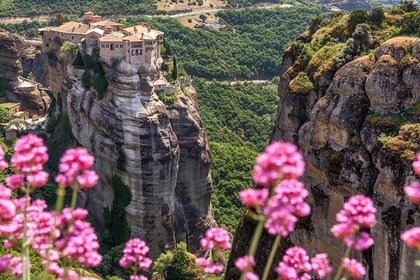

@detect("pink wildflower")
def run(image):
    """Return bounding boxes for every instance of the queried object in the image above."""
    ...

[239,188,269,208]
[9,257,23,277]
[56,208,102,267]
[311,253,332,278]
[273,179,311,217]
[263,179,310,237]
[245,272,259,280]
[253,142,305,187]
[0,199,16,222]
[55,147,97,189]
[264,208,297,237]
[344,232,374,251]
[5,174,24,190]
[130,276,147,280]
[275,246,311,280]
[119,238,152,271]
[11,134,48,174]
[235,256,255,271]
[331,195,376,240]
[401,227,420,249]
[342,258,366,279]
[0,255,10,273]
[196,257,211,268]
[0,146,8,170]
[404,182,420,204]
[204,262,225,275]
[26,171,49,188]
[0,184,12,199]
[413,152,420,176]
[76,170,99,188]
[200,227,231,250]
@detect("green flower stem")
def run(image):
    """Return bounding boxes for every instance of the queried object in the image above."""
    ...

[55,185,66,213]
[333,246,352,280]
[22,186,31,280]
[240,219,265,280]
[261,235,281,280]
[70,183,79,209]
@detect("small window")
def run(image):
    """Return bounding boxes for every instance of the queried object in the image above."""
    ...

[139,50,142,55]
[72,36,74,40]
[120,44,123,48]
[46,43,49,47]
[116,45,119,48]
[106,44,109,48]
[101,44,105,48]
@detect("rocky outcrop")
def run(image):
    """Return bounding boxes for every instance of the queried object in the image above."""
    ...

[226,37,419,279]
[0,30,27,81]
[0,30,50,115]
[64,56,213,257]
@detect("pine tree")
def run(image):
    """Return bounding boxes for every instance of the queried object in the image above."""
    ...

[171,56,178,82]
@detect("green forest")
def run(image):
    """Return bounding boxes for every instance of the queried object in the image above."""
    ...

[121,6,322,79]
[194,79,279,231]
[0,0,156,16]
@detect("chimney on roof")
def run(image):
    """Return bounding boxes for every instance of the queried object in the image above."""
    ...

[134,27,137,33]
[79,24,81,28]
[147,26,151,32]
[72,27,75,32]
[141,33,144,39]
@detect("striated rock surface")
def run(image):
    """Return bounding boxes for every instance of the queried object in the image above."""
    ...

[0,30,27,81]
[226,36,419,279]
[64,56,213,257]
[0,30,50,114]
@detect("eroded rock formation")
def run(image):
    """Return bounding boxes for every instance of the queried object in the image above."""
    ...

[0,30,50,115]
[63,56,213,257]
[226,37,419,280]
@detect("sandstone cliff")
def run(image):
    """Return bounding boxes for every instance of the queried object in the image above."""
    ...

[62,54,213,257]
[0,30,50,115]
[226,21,419,280]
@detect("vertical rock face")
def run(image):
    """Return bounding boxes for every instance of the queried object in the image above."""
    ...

[0,30,27,81]
[227,37,419,279]
[64,56,213,257]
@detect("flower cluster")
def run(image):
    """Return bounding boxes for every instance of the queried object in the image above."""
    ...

[253,142,305,187]
[55,147,98,188]
[311,253,332,279]
[119,238,152,279]
[342,258,366,279]
[55,208,102,267]
[275,247,311,280]
[401,152,420,249]
[0,135,104,279]
[196,227,231,275]
[235,256,258,280]
[6,134,49,189]
[264,179,310,237]
[331,195,376,251]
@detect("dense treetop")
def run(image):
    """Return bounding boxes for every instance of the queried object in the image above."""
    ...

[0,0,156,17]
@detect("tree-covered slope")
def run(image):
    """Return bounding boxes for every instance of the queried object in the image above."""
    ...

[194,79,279,232]
[121,6,323,79]
[0,0,155,17]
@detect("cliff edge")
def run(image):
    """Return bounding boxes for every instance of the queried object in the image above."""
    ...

[226,10,419,280]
